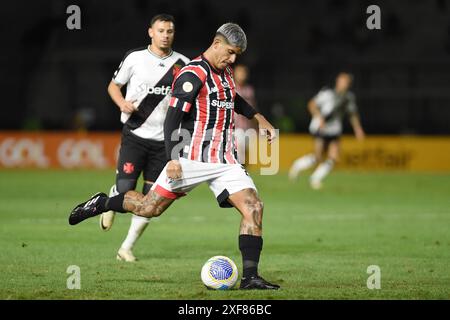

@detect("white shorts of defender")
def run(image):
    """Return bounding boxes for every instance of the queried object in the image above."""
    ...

[151,157,257,208]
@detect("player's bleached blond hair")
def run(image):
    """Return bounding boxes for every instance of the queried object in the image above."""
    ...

[216,23,247,52]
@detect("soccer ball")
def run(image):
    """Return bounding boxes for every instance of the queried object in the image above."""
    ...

[201,256,239,290]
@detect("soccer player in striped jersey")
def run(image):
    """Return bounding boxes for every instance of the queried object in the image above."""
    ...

[288,72,365,189]
[100,14,189,262]
[69,23,280,290]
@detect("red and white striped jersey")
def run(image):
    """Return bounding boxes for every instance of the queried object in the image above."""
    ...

[168,55,256,164]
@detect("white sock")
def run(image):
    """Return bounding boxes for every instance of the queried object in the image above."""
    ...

[310,159,335,184]
[120,215,150,251]
[290,154,317,174]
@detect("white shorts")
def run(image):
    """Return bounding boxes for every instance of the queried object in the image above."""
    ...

[152,157,257,208]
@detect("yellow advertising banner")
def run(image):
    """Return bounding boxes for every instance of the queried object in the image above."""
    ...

[277,134,450,172]
[0,132,449,171]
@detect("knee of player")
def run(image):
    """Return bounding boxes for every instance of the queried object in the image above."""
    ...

[246,196,264,214]
[256,199,264,213]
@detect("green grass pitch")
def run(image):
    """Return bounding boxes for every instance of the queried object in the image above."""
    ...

[0,169,449,299]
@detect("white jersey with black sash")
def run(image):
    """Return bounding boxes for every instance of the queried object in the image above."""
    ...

[112,46,189,141]
[309,88,358,137]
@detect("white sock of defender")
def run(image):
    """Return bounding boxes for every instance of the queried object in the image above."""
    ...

[289,154,317,178]
[310,159,335,184]
[121,215,151,251]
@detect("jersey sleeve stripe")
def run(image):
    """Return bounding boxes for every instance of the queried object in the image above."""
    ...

[169,96,177,107]
[169,96,192,112]
[178,66,207,82]
[153,184,186,199]
[182,101,192,112]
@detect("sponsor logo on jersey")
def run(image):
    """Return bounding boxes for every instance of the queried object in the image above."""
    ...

[211,100,234,109]
[137,84,171,96]
[147,85,171,95]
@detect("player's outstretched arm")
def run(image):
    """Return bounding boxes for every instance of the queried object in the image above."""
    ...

[254,113,277,144]
[349,113,365,140]
[308,99,325,130]
[234,93,276,143]
[163,104,186,180]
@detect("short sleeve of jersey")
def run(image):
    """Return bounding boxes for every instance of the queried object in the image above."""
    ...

[313,88,330,106]
[179,54,191,66]
[112,53,133,85]
[169,71,204,112]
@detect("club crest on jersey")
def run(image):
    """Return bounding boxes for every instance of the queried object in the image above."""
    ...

[172,64,182,77]
[182,81,193,93]
[123,162,135,174]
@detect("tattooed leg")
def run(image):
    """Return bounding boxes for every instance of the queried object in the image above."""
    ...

[228,188,267,280]
[228,188,263,236]
[123,190,174,218]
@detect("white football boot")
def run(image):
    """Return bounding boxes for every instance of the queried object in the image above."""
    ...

[310,179,323,190]
[288,164,300,182]
[99,185,118,231]
[116,247,137,262]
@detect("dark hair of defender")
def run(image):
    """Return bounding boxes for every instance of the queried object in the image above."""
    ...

[150,14,175,27]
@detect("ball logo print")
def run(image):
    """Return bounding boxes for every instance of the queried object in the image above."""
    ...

[210,260,233,280]
[201,256,238,290]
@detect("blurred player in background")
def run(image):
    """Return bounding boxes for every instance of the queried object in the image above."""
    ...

[233,64,258,165]
[69,23,280,290]
[101,14,189,261]
[289,72,365,189]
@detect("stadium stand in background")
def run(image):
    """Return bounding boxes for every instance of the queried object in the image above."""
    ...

[1,0,449,134]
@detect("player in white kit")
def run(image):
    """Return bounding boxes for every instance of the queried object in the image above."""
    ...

[100,14,189,261]
[289,72,365,189]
